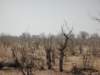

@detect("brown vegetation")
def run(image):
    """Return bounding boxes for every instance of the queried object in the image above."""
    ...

[0,26,100,75]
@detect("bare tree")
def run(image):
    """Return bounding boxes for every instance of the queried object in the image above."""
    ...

[77,31,89,55]
[78,31,89,40]
[82,49,93,70]
[58,25,73,72]
[10,46,36,75]
[43,35,54,70]
[90,33,100,56]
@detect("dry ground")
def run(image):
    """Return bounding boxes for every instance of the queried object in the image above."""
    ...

[0,70,72,75]
[0,55,100,75]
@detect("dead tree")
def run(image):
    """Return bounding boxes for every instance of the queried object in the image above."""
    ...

[11,47,35,75]
[19,47,35,75]
[83,50,93,69]
[11,48,21,67]
[44,36,53,70]
[59,26,72,72]
[0,47,20,70]
[46,48,52,69]
[11,47,26,75]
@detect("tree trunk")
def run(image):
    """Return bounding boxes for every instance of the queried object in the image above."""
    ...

[59,49,64,72]
[46,49,52,69]
[59,39,68,72]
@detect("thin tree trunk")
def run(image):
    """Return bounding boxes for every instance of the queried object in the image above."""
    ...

[59,49,64,72]
[59,38,68,72]
[46,49,52,69]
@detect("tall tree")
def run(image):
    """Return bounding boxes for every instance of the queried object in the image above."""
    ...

[58,25,72,72]
[43,35,54,70]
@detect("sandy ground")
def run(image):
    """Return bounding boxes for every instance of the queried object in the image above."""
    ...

[0,70,72,75]
[0,55,100,75]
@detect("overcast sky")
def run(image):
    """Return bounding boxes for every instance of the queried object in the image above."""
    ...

[0,0,100,36]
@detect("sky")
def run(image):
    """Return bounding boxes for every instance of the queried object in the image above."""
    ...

[0,0,100,36]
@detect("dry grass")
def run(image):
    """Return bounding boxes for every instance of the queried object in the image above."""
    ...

[0,55,100,75]
[0,46,100,75]
[0,69,22,75]
[0,70,72,75]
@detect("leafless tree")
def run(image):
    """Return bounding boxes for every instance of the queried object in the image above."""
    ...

[58,25,73,72]
[89,33,100,56]
[78,31,89,40]
[42,35,54,70]
[10,46,36,75]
